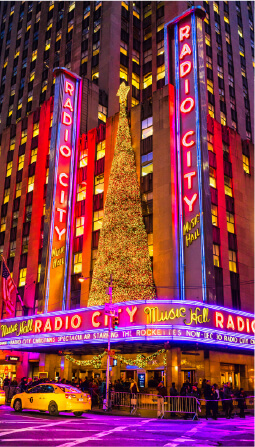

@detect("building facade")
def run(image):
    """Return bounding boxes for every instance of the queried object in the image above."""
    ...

[0,2,254,393]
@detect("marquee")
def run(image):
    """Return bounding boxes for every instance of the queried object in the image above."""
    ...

[0,301,254,351]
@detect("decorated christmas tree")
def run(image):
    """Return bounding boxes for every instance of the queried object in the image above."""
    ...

[88,83,155,305]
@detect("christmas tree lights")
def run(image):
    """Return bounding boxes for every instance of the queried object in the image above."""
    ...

[88,83,155,305]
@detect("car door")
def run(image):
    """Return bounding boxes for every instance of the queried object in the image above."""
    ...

[39,385,56,411]
[24,385,42,409]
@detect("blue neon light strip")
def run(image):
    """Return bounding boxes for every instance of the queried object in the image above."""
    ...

[191,13,207,302]
[45,76,64,313]
[175,23,185,300]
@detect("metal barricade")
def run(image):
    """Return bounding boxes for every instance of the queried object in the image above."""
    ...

[111,392,199,419]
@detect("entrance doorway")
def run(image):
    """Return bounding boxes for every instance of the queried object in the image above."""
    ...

[220,363,240,388]
[181,369,196,384]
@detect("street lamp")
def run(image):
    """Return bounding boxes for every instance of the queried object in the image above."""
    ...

[78,274,115,411]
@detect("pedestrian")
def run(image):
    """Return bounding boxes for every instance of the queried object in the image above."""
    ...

[170,382,178,396]
[130,380,139,414]
[213,383,219,415]
[157,381,167,419]
[236,388,246,418]
[204,380,212,420]
[211,386,218,420]
[223,382,234,419]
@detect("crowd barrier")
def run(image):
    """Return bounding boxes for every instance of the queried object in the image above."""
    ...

[110,391,254,418]
[111,392,199,418]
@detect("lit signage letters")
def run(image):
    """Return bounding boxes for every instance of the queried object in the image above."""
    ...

[0,301,254,351]
[166,7,210,301]
[41,69,82,312]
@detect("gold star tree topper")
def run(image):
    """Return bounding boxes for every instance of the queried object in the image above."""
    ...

[117,82,130,104]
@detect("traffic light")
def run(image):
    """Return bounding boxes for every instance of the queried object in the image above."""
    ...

[112,316,119,330]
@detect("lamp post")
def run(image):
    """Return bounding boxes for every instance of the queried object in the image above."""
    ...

[79,273,114,411]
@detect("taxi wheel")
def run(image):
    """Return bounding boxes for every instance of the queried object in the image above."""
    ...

[14,399,22,412]
[48,401,59,416]
[73,412,83,417]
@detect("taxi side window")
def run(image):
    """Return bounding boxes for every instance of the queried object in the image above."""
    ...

[26,386,42,394]
[41,385,54,393]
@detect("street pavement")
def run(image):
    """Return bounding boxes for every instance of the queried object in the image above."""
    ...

[0,405,254,447]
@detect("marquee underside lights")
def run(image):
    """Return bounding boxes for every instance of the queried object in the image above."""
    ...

[0,301,254,351]
[165,7,213,302]
[39,68,82,313]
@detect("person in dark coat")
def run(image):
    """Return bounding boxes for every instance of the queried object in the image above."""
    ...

[223,382,234,419]
[170,382,178,396]
[211,386,218,420]
[157,381,167,418]
[204,380,212,419]
[236,388,246,418]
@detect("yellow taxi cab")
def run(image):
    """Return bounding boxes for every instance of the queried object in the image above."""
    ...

[0,389,5,405]
[11,383,91,417]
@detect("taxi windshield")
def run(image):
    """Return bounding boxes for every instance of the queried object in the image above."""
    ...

[57,384,81,394]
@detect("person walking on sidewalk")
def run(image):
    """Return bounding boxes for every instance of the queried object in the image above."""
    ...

[157,381,167,419]
[224,382,234,419]
[204,380,212,420]
[236,388,246,418]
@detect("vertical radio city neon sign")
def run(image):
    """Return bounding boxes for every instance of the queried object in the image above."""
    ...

[165,8,212,302]
[41,69,82,313]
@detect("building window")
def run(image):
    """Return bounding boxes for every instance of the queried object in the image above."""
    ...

[21,129,27,145]
[73,252,82,274]
[157,64,165,81]
[242,154,250,174]
[209,167,216,188]
[96,141,105,160]
[157,41,164,56]
[10,137,15,151]
[31,148,38,164]
[132,98,139,107]
[77,183,86,202]
[25,205,32,222]
[28,175,35,192]
[18,154,25,171]
[98,105,107,123]
[12,210,19,228]
[205,34,211,47]
[45,168,49,184]
[220,112,227,126]
[142,117,153,139]
[93,210,103,231]
[19,268,27,287]
[148,233,153,257]
[211,204,218,226]
[207,132,214,152]
[10,240,16,257]
[207,79,214,94]
[37,263,41,283]
[6,161,13,177]
[132,49,140,64]
[3,188,10,204]
[143,73,152,89]
[229,250,237,272]
[208,103,214,118]
[22,236,29,253]
[120,65,128,82]
[141,152,153,177]
[206,56,212,70]
[224,175,232,196]
[79,149,88,168]
[132,73,140,90]
[1,216,6,232]
[94,174,104,195]
[213,244,220,267]
[120,40,128,56]
[91,249,98,270]
[16,182,22,198]
[76,217,84,237]
[226,211,235,233]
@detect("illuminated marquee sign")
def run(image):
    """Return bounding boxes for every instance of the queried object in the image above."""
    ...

[165,8,214,302]
[0,301,254,351]
[39,69,82,313]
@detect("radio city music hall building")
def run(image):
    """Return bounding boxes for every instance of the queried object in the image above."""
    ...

[0,2,254,391]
